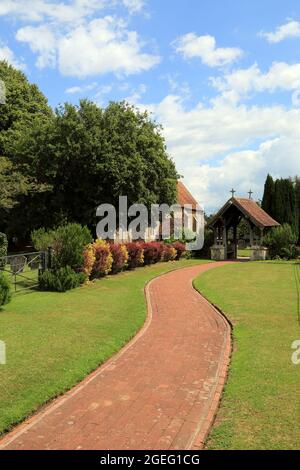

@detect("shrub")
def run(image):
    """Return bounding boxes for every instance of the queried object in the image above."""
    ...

[82,244,96,279]
[39,267,86,292]
[0,273,11,306]
[171,241,186,260]
[31,228,55,252]
[142,242,164,265]
[125,242,144,269]
[0,232,8,269]
[110,243,129,274]
[195,227,214,259]
[92,239,113,278]
[162,244,177,262]
[263,224,298,259]
[31,224,93,271]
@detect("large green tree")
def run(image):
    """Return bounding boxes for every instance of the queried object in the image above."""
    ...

[0,60,52,156]
[262,174,275,217]
[6,100,178,238]
[273,178,297,235]
[0,61,53,236]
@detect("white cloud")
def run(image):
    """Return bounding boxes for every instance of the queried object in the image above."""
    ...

[174,33,243,67]
[65,82,97,94]
[0,0,107,23]
[58,16,160,78]
[16,25,56,68]
[0,43,24,69]
[260,20,300,43]
[122,0,145,13]
[125,83,147,103]
[211,62,300,103]
[138,94,300,211]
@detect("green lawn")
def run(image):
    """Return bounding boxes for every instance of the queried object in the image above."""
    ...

[237,248,252,258]
[0,258,205,436]
[194,261,300,450]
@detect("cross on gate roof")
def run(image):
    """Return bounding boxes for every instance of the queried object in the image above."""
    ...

[209,197,280,229]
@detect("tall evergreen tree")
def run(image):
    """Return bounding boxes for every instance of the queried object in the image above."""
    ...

[294,177,300,243]
[262,174,275,216]
[273,178,297,235]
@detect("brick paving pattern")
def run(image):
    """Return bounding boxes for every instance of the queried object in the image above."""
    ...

[0,262,231,450]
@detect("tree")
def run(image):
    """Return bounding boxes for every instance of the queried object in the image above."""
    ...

[8,100,178,238]
[273,178,297,235]
[262,174,275,216]
[0,61,52,156]
[294,177,300,244]
[0,61,53,238]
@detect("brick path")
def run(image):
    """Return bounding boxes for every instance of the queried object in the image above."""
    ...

[0,262,231,450]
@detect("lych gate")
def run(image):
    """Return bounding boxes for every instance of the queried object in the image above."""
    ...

[208,196,280,261]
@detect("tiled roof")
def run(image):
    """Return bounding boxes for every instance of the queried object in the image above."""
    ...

[209,197,280,228]
[234,198,280,227]
[177,181,198,209]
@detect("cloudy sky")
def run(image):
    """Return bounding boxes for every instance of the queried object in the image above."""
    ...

[1,0,300,212]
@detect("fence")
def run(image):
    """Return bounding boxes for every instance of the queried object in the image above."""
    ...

[0,251,48,293]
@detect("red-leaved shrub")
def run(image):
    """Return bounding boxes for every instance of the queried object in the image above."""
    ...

[142,242,164,265]
[125,242,144,269]
[172,241,186,260]
[162,244,177,262]
[110,243,129,274]
[91,239,113,278]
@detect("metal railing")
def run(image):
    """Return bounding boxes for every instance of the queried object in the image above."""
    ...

[0,251,47,293]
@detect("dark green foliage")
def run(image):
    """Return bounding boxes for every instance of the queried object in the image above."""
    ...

[273,179,297,233]
[31,223,92,271]
[0,272,11,306]
[0,232,8,268]
[262,175,299,240]
[0,61,53,236]
[295,177,300,244]
[9,100,178,237]
[0,60,52,155]
[196,227,214,259]
[39,267,86,292]
[263,224,298,259]
[262,174,275,217]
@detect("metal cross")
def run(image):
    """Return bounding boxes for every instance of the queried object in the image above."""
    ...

[230,188,236,198]
[248,189,253,200]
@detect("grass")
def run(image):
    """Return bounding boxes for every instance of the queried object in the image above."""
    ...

[194,261,300,450]
[0,258,205,436]
[237,248,252,258]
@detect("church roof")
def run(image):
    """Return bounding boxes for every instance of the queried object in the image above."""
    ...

[177,181,198,209]
[209,197,280,229]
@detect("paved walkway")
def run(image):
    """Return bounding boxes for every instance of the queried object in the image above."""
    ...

[0,262,231,450]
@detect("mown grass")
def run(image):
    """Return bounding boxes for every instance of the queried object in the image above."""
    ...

[194,261,300,450]
[237,248,252,258]
[0,258,205,436]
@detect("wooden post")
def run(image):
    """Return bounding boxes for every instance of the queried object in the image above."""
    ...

[260,228,264,246]
[233,224,238,259]
[223,224,227,259]
[249,222,254,247]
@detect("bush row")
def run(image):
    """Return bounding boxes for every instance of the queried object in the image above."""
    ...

[83,240,186,282]
[32,224,187,292]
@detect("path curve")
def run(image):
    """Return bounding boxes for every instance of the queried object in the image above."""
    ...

[0,262,231,450]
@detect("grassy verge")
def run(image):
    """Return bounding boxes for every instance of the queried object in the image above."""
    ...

[0,258,205,436]
[194,261,300,450]
[237,248,252,257]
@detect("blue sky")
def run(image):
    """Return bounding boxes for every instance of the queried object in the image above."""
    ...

[1,0,300,212]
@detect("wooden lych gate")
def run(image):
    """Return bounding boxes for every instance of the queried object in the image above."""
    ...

[208,196,280,261]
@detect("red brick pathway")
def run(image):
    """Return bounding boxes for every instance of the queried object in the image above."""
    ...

[0,262,231,450]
